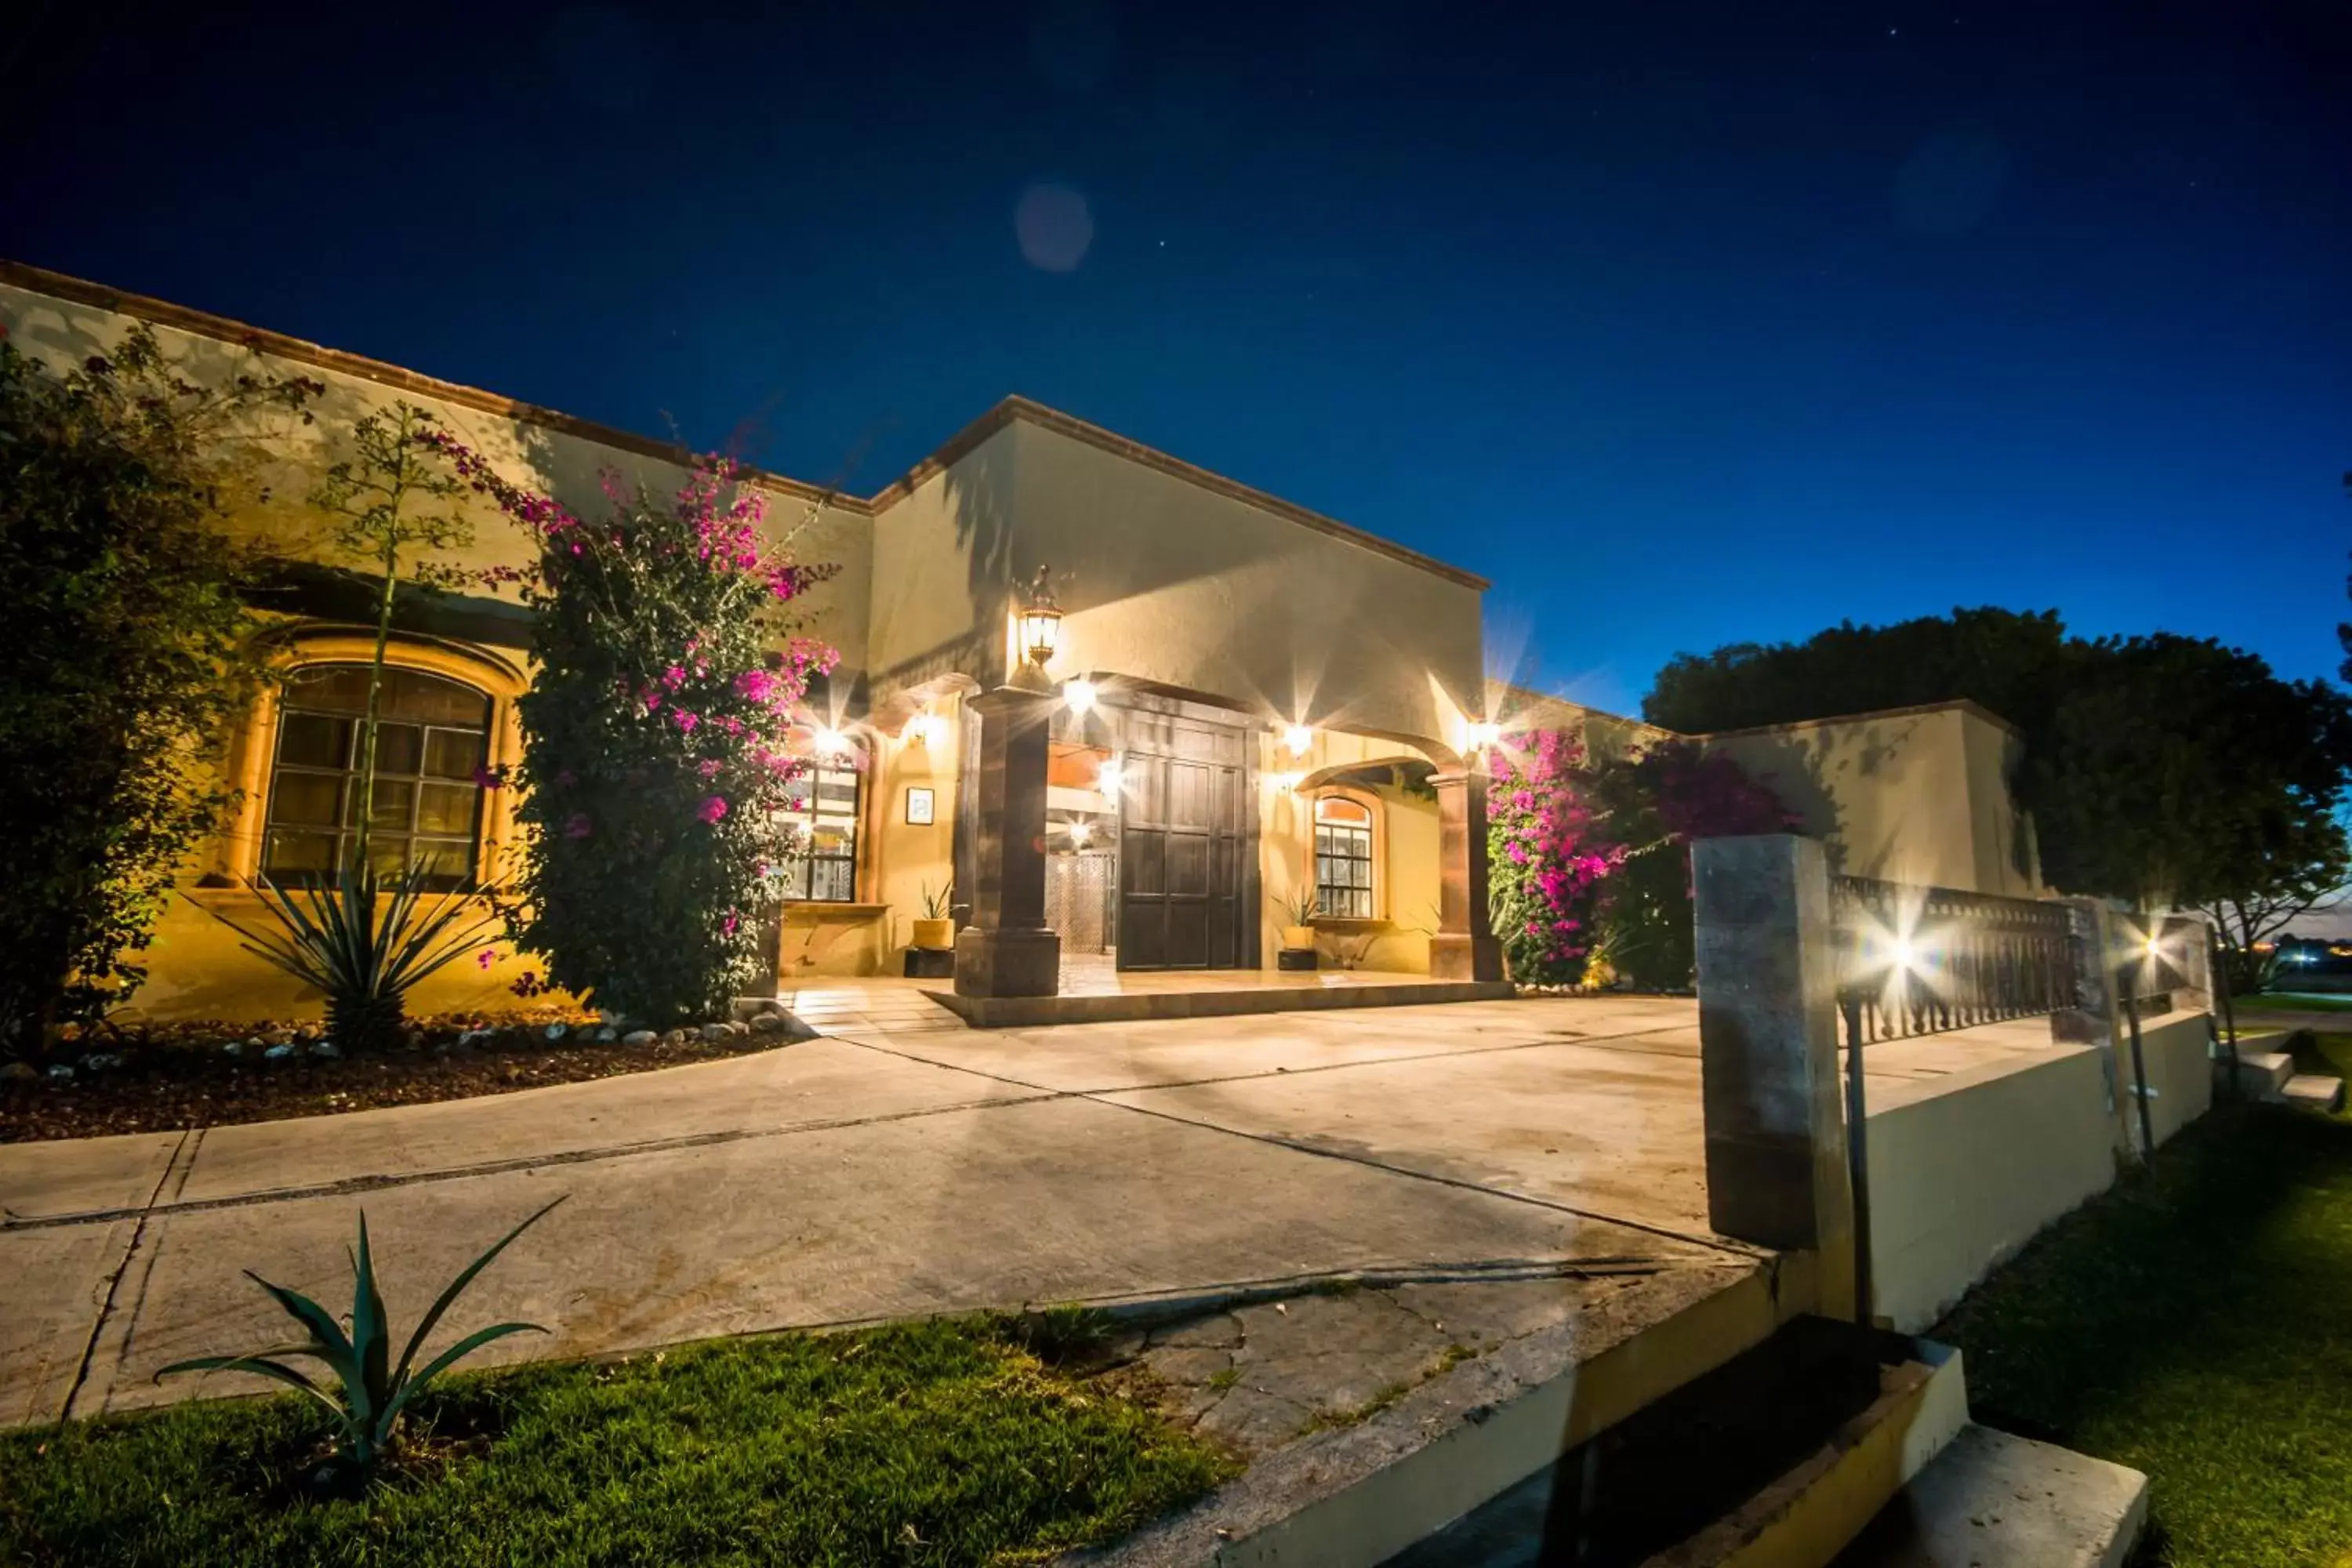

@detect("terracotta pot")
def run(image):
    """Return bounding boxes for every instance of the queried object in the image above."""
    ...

[1280,924,1317,952]
[911,917,955,951]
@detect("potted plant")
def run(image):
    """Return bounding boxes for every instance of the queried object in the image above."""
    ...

[911,882,955,951]
[1276,889,1319,953]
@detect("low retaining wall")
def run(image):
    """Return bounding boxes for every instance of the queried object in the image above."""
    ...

[2133,1011,2214,1149]
[1865,1011,2212,1333]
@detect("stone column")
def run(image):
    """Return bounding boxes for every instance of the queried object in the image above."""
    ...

[953,684,1061,997]
[1690,834,1855,1316]
[2051,897,2136,1161]
[1429,768,1504,982]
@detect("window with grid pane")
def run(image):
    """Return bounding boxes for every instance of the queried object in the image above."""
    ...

[779,764,860,902]
[262,665,490,891]
[1314,796,1374,918]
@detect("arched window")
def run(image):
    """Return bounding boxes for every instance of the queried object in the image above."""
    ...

[262,664,492,890]
[1314,795,1374,918]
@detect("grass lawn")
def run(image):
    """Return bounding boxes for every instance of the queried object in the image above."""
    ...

[1935,1102,2352,1567]
[2231,991,2352,1014]
[0,1314,1236,1567]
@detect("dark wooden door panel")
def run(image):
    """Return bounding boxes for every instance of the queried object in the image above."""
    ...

[1116,708,1255,972]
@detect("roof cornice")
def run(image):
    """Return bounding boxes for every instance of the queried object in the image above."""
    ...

[1,258,1489,591]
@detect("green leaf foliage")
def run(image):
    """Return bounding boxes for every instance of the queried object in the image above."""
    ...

[158,1198,563,1474]
[1643,608,2352,910]
[0,325,319,1058]
[11,1315,1234,1566]
[436,442,839,1025]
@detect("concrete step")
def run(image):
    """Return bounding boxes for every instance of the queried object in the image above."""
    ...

[2282,1073,2347,1113]
[2216,1048,2295,1098]
[1830,1424,2147,1568]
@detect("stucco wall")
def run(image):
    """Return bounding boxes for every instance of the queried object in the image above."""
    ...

[1864,1008,2212,1332]
[0,280,875,670]
[1700,702,2041,898]
[2134,1010,2215,1149]
[1004,421,1485,757]
[1864,1031,2120,1332]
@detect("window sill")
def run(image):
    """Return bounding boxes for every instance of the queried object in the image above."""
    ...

[779,901,889,919]
[1310,915,1392,931]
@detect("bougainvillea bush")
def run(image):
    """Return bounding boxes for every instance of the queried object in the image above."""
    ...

[1581,741,1794,991]
[431,440,835,1025]
[1485,732,1791,991]
[1486,730,1621,986]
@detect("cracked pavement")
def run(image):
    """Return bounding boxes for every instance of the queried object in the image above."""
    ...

[0,993,1759,1430]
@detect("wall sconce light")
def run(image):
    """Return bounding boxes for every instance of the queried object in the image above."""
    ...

[1464,720,1501,750]
[1068,820,1093,848]
[1095,758,1124,796]
[907,712,947,748]
[811,725,853,760]
[1283,724,1313,757]
[1065,678,1098,716]
[1019,564,1063,668]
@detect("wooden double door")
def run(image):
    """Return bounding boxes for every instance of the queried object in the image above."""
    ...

[1116,706,1257,971]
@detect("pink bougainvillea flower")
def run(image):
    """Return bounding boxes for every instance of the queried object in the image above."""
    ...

[476,947,496,970]
[673,709,700,733]
[699,758,723,779]
[698,795,728,824]
[564,813,593,839]
[721,910,741,936]
[471,764,504,789]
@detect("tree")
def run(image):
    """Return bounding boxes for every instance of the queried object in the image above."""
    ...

[2338,470,2351,683]
[205,404,496,1054]
[434,438,837,1025]
[1642,609,2352,937]
[2198,808,2350,995]
[0,324,318,1058]
[307,404,472,869]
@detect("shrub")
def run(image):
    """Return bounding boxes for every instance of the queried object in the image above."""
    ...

[1583,741,1793,990]
[434,441,836,1025]
[0,325,318,1058]
[1486,730,1619,985]
[160,1198,563,1485]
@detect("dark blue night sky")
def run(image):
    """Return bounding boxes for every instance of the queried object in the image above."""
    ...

[6,2,2347,715]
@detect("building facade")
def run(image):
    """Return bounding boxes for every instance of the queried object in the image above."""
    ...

[1,262,1502,1021]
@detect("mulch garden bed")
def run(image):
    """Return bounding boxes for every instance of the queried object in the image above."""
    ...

[1,1008,806,1144]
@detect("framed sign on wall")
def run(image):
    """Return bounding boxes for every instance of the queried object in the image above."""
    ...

[906,786,935,826]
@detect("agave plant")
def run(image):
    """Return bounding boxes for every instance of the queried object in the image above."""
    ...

[158,1196,564,1474]
[209,857,499,1054]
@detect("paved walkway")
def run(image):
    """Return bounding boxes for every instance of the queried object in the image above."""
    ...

[2,995,1748,1427]
[3,991,2053,1430]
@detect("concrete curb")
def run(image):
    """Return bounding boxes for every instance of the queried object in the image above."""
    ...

[1073,1258,1802,1568]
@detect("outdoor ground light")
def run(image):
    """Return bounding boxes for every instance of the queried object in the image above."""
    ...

[1019,564,1063,667]
[1284,724,1313,756]
[1065,678,1098,715]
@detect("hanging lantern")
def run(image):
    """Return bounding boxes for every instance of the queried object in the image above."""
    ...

[1019,564,1063,667]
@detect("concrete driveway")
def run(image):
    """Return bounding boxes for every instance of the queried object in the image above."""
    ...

[0,994,1740,1428]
